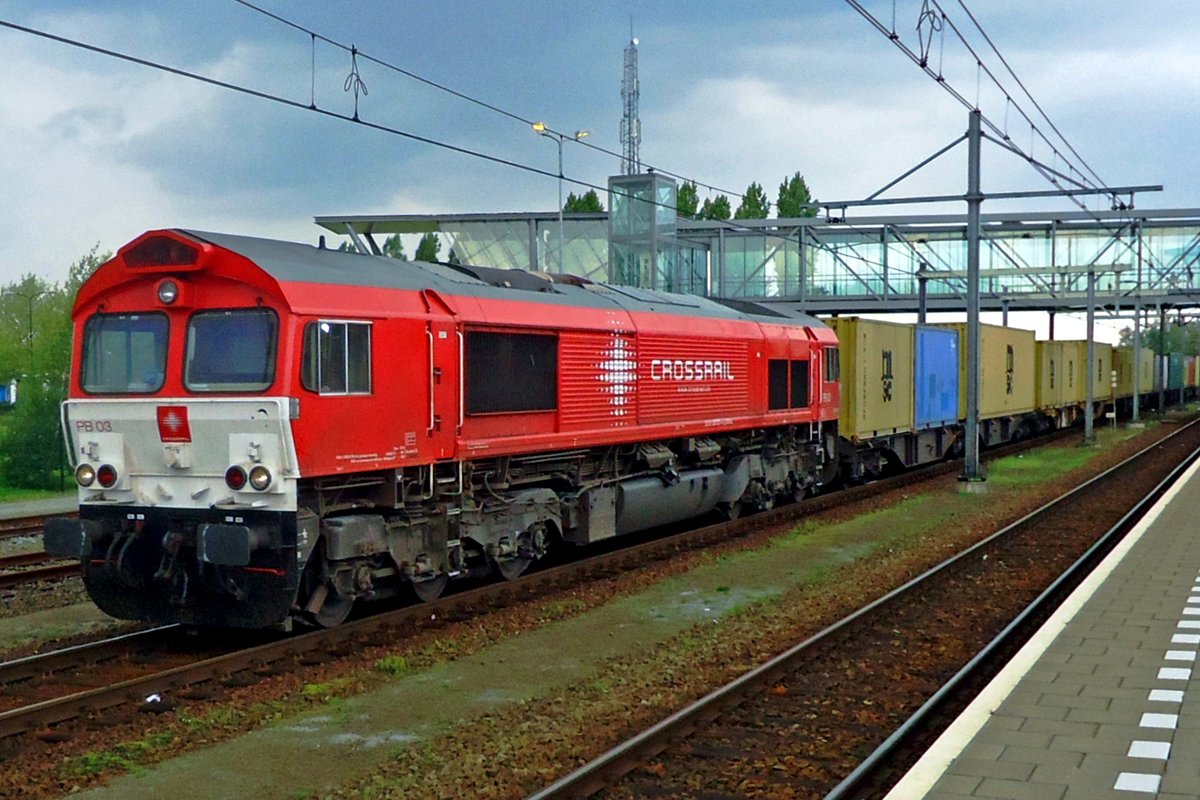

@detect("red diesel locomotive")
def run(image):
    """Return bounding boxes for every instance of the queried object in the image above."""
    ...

[45,229,840,628]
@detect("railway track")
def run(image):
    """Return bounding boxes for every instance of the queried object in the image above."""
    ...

[0,514,72,541]
[0,513,79,588]
[0,555,77,589]
[0,427,1080,759]
[527,417,1200,800]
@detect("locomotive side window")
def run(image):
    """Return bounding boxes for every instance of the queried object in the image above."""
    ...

[185,309,277,392]
[791,360,810,407]
[300,320,372,395]
[768,360,789,410]
[465,331,557,414]
[768,359,810,410]
[824,346,840,382]
[80,313,168,394]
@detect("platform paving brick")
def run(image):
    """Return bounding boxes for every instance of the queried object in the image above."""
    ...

[975,777,1066,800]
[895,460,1200,799]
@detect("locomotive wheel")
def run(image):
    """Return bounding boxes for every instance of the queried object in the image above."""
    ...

[494,523,550,581]
[410,574,448,602]
[496,556,532,582]
[300,545,353,628]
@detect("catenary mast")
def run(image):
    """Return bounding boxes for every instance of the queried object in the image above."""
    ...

[619,31,641,175]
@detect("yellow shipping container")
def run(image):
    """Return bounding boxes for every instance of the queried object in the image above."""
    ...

[942,323,1037,419]
[1053,340,1114,404]
[829,317,915,439]
[1036,341,1069,410]
[1091,341,1114,401]
[1062,341,1088,405]
[1113,346,1155,399]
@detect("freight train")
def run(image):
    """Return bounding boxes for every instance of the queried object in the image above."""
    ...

[44,229,1162,629]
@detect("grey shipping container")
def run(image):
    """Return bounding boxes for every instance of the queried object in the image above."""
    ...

[914,326,959,429]
[1168,353,1185,390]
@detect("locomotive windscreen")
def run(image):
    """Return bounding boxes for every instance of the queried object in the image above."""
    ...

[81,313,169,394]
[184,309,278,392]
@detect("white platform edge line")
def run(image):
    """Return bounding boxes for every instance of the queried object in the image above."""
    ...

[883,453,1200,800]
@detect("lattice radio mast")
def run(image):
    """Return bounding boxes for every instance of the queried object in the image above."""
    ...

[619,29,641,175]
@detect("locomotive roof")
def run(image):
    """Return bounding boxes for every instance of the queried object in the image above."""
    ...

[183,230,829,330]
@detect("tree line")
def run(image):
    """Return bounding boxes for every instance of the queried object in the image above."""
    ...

[562,172,819,221]
[0,248,105,489]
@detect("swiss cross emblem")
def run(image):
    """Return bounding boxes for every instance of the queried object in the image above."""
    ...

[157,405,192,443]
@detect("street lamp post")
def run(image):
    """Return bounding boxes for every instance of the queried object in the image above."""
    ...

[2,289,49,351]
[532,123,588,272]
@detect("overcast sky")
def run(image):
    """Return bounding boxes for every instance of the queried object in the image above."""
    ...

[2,0,1196,343]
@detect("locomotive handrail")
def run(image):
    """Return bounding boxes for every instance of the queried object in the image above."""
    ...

[426,327,436,434]
[457,330,465,432]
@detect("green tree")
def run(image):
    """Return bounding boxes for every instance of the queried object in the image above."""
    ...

[776,172,817,218]
[1119,320,1200,355]
[415,233,441,262]
[734,181,770,219]
[381,234,408,260]
[563,189,604,212]
[676,181,699,219]
[0,246,106,488]
[698,194,732,221]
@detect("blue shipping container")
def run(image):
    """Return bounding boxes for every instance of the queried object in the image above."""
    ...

[915,326,959,428]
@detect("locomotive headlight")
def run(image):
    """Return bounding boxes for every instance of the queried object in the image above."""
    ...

[96,464,119,488]
[225,465,248,491]
[75,463,96,487]
[157,279,179,304]
[248,465,272,491]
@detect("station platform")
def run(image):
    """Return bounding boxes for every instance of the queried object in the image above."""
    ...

[887,455,1200,799]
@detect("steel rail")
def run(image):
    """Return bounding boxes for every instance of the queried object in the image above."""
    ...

[0,426,1095,746]
[526,417,1200,800]
[0,626,179,687]
[825,424,1200,799]
[0,563,78,589]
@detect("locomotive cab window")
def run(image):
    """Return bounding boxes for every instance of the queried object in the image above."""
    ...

[301,320,372,395]
[466,331,557,414]
[185,309,278,392]
[80,312,169,394]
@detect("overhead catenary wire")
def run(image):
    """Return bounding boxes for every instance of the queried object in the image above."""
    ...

[0,14,827,256]
[948,0,1109,192]
[229,0,748,202]
[841,0,1168,297]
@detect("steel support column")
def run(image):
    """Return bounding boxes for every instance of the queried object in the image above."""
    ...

[1133,222,1143,423]
[918,270,928,324]
[962,110,984,482]
[798,226,808,308]
[1159,304,1168,413]
[1085,270,1096,443]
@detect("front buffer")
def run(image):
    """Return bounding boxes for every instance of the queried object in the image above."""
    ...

[47,506,299,628]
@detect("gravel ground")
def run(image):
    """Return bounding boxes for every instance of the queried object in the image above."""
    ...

[0,419,1187,800]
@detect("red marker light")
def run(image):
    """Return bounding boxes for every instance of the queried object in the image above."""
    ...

[97,464,118,488]
[225,466,247,491]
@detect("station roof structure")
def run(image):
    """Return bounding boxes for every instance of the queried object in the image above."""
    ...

[315,207,1200,317]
